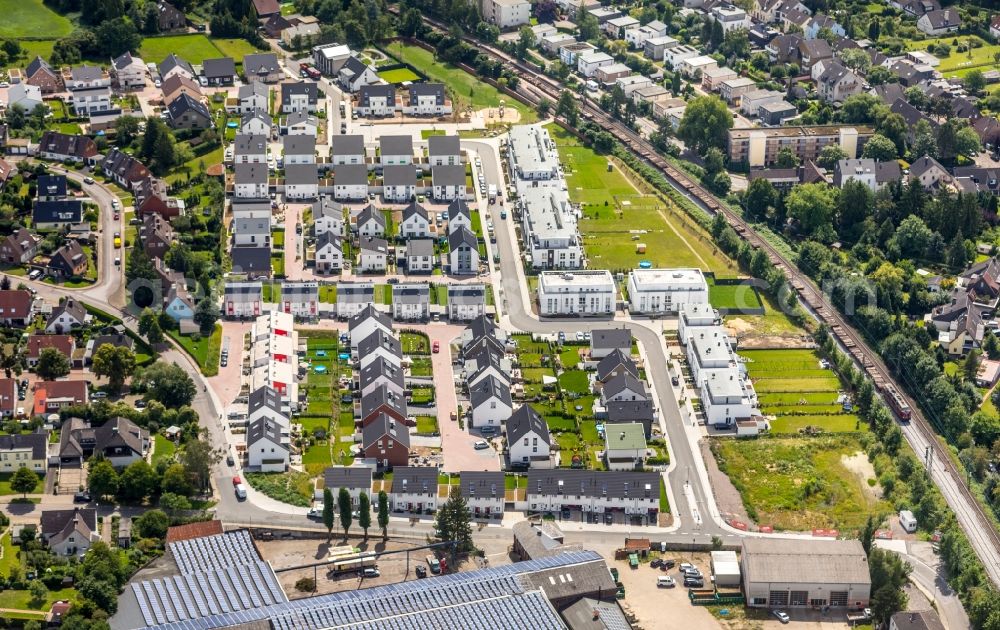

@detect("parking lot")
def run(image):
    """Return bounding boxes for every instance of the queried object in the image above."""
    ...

[255,536,486,598]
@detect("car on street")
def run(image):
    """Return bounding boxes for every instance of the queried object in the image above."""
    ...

[773,611,790,624]
[557,331,565,343]
[432,341,440,353]
[73,492,91,503]
[232,475,242,486]
[235,483,247,500]
[114,257,121,266]
[473,440,489,450]
[114,212,119,220]
[83,176,95,184]
[226,454,235,466]
[307,503,323,520]
[220,354,228,367]
[415,565,427,578]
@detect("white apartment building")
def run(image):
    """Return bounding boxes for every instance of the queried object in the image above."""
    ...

[483,0,530,29]
[681,319,761,429]
[537,270,616,316]
[627,268,709,314]
[712,5,751,31]
[507,124,561,180]
[578,51,615,77]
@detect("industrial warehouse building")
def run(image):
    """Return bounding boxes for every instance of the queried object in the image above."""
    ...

[741,538,871,610]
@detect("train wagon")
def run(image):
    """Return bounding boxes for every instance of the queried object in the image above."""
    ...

[884,383,912,421]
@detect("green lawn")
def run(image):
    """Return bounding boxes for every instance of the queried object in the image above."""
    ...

[401,331,430,355]
[558,370,590,395]
[140,34,247,65]
[152,433,177,465]
[245,471,314,507]
[319,285,337,303]
[0,0,72,39]
[0,587,76,612]
[168,323,222,377]
[379,67,421,83]
[18,39,56,62]
[548,124,734,273]
[708,277,763,311]
[416,415,439,434]
[713,435,890,531]
[724,290,805,337]
[410,357,432,376]
[905,35,1000,78]
[211,37,264,63]
[0,471,43,496]
[384,41,536,122]
[0,532,18,576]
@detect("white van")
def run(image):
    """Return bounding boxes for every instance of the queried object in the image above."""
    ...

[235,483,247,500]
[899,510,917,533]
[657,576,675,588]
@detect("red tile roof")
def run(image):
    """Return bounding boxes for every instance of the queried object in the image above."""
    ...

[166,519,224,543]
[0,290,32,320]
[27,334,73,359]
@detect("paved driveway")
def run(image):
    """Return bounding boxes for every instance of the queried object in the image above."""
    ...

[209,320,252,408]
[408,323,500,473]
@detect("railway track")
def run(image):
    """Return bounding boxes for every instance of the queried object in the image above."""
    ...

[405,17,1000,583]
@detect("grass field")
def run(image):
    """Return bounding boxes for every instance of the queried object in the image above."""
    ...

[169,324,222,377]
[904,35,1000,78]
[707,277,763,311]
[379,67,421,84]
[548,124,734,272]
[0,0,72,39]
[384,41,536,122]
[741,349,861,434]
[713,435,889,531]
[152,434,176,465]
[141,35,262,66]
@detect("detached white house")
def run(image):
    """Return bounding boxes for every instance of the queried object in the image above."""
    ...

[246,417,290,472]
[469,374,512,429]
[506,404,553,469]
[399,201,431,238]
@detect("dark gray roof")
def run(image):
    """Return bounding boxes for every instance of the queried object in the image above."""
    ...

[360,236,388,255]
[527,469,660,500]
[247,416,287,449]
[606,399,654,423]
[235,133,268,155]
[234,162,268,184]
[380,134,413,157]
[238,81,269,100]
[26,56,55,79]
[596,349,638,381]
[48,298,86,327]
[562,598,632,630]
[359,84,396,107]
[113,52,141,71]
[392,283,430,303]
[890,611,946,630]
[506,404,550,445]
[470,374,511,409]
[449,198,472,219]
[241,108,272,128]
[281,80,318,102]
[449,225,477,250]
[286,111,317,127]
[362,413,410,449]
[406,238,434,258]
[331,134,365,156]
[40,507,96,538]
[390,466,438,493]
[313,197,344,219]
[591,328,631,350]
[402,201,429,223]
[459,471,504,500]
[357,329,402,359]
[248,385,285,417]
[358,204,386,228]
[243,53,280,76]
[231,246,272,273]
[323,466,373,492]
[383,164,414,187]
[284,163,317,186]
[449,284,486,304]
[338,282,375,302]
[167,92,211,121]
[409,83,446,105]
[316,230,342,252]
[37,174,67,197]
[159,53,193,78]
[33,200,82,224]
[428,134,459,156]
[359,356,405,392]
[603,373,647,400]
[224,281,263,298]
[203,57,236,78]
[433,164,465,187]
[361,383,406,419]
[334,163,368,186]
[349,303,391,331]
[279,282,315,301]
[0,431,47,459]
